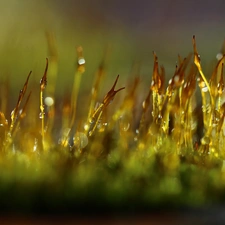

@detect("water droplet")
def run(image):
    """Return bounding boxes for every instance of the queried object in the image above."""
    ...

[33,138,38,152]
[174,75,179,83]
[201,86,208,92]
[142,100,147,109]
[124,124,130,131]
[44,97,54,106]
[156,114,163,124]
[216,52,223,61]
[78,58,85,65]
[84,123,89,131]
[201,136,210,145]
[39,112,45,119]
[74,132,88,149]
[11,109,15,117]
[119,115,130,132]
[121,121,130,131]
[89,118,95,124]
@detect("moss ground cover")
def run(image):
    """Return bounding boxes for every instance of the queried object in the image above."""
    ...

[0,36,225,214]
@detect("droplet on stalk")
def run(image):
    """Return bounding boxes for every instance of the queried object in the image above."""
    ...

[73,132,88,149]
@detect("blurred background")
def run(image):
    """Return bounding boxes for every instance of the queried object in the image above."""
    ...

[0,0,225,96]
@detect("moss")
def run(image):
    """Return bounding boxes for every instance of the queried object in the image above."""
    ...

[0,36,225,214]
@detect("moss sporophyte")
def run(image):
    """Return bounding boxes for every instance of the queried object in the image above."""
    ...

[1,36,225,211]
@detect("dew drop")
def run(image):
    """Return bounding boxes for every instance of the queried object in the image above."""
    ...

[201,136,210,145]
[201,86,208,92]
[78,58,85,65]
[216,52,223,61]
[174,75,179,83]
[11,109,15,117]
[33,138,38,152]
[142,101,146,109]
[74,132,88,149]
[119,115,130,132]
[39,112,45,119]
[84,123,89,131]
[44,96,54,106]
[123,123,130,131]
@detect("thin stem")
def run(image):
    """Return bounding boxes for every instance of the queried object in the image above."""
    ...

[40,58,48,150]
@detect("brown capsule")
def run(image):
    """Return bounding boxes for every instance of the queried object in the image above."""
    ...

[103,75,125,107]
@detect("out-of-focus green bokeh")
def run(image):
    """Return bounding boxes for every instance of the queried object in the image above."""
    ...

[0,0,225,96]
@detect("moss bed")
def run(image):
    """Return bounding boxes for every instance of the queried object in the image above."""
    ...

[0,36,225,215]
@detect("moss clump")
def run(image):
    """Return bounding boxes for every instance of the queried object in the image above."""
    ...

[0,36,225,214]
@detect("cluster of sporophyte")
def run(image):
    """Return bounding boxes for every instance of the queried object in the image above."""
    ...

[1,35,225,211]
